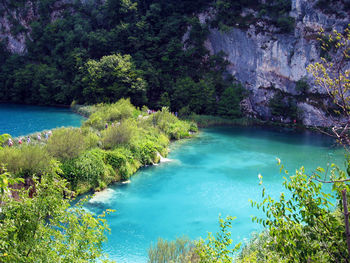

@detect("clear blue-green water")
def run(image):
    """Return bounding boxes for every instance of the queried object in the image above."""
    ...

[83,126,345,263]
[0,104,84,137]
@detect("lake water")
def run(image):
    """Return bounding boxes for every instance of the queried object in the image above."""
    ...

[0,104,84,137]
[83,126,345,263]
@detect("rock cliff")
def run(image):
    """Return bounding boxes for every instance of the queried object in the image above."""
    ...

[204,0,349,126]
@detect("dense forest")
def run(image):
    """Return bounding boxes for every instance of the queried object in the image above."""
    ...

[0,0,296,118]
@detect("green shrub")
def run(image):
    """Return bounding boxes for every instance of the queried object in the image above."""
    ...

[104,148,135,180]
[133,125,170,156]
[82,128,100,149]
[0,145,53,177]
[151,107,195,139]
[46,128,86,161]
[236,231,285,263]
[83,99,140,130]
[102,119,136,149]
[132,141,158,165]
[61,149,108,192]
[269,91,298,120]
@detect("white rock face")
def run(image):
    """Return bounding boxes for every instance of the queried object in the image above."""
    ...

[205,0,349,126]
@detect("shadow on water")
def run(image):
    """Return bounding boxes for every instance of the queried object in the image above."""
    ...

[203,125,338,148]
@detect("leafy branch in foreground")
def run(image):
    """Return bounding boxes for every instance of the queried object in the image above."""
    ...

[250,160,350,262]
[196,216,241,263]
[0,163,114,262]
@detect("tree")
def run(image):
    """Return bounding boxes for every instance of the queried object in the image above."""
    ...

[307,26,350,151]
[81,54,147,106]
[0,164,114,262]
[217,84,245,118]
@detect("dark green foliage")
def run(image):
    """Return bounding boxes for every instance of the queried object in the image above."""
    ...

[276,16,295,34]
[81,54,147,106]
[217,84,246,118]
[295,77,309,94]
[61,149,107,191]
[211,0,294,33]
[269,91,298,120]
[315,0,350,15]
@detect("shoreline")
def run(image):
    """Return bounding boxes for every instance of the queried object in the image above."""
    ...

[184,114,331,135]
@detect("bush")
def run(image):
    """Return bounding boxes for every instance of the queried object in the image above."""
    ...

[217,84,246,118]
[151,107,195,139]
[61,149,109,192]
[46,128,86,161]
[269,91,298,120]
[82,128,100,149]
[83,99,140,130]
[102,119,136,149]
[132,141,159,165]
[236,232,285,263]
[0,145,53,177]
[104,148,135,180]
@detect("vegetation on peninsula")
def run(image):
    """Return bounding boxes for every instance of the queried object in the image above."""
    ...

[0,99,197,194]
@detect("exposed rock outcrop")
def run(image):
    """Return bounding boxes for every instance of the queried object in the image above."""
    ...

[204,0,349,126]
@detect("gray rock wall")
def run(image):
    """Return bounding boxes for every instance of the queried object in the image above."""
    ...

[205,0,349,126]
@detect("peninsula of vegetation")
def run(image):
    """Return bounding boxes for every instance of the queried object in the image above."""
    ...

[1,99,197,195]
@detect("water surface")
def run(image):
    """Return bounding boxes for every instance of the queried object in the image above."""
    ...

[84,126,344,262]
[0,104,84,136]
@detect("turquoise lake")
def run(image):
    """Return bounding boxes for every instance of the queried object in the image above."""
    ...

[83,126,345,263]
[0,104,84,137]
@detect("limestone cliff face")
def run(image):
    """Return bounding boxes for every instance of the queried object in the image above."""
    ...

[205,0,349,126]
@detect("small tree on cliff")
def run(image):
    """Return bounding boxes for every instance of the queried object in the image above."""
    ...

[307,26,350,151]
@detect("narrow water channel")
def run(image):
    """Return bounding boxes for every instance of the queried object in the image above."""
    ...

[84,126,344,263]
